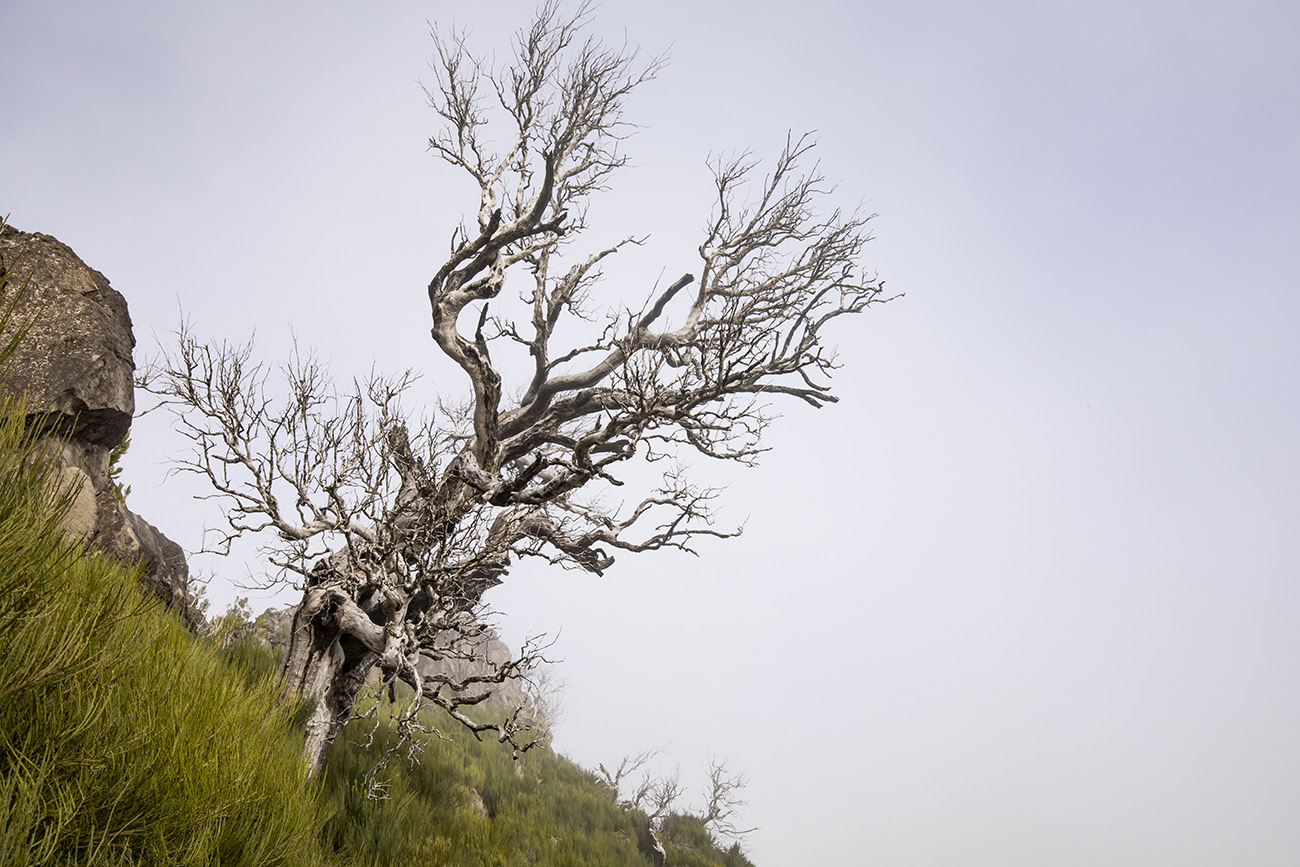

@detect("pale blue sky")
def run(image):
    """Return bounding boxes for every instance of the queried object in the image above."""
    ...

[5,1,1299,864]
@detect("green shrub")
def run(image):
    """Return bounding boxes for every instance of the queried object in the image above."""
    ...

[317,689,757,867]
[0,255,332,865]
[0,407,332,865]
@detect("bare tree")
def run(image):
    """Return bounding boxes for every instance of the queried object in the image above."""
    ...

[150,0,885,778]
[598,747,682,815]
[699,757,757,840]
[598,747,683,867]
[633,766,686,823]
[597,747,658,803]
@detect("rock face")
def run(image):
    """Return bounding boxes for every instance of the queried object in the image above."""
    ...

[0,227,134,449]
[0,224,197,628]
[253,603,544,731]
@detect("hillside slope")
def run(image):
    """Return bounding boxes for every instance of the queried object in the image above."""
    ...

[0,226,755,867]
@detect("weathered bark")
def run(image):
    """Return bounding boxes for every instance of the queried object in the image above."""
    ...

[280,584,385,775]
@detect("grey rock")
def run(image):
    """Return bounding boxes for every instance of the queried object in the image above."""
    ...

[0,225,134,450]
[254,604,297,655]
[53,462,99,540]
[0,224,198,629]
[256,605,542,726]
[94,493,197,625]
[415,630,532,714]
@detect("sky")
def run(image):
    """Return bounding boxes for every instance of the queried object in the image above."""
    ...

[5,1,1299,864]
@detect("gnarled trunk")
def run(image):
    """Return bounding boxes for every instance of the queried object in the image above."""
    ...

[279,586,382,776]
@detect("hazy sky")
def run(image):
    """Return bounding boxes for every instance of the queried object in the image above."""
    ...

[6,1,1299,864]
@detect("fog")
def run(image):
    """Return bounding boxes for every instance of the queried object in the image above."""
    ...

[5,1,1298,863]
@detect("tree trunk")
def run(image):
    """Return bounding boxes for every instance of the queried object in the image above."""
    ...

[279,587,380,776]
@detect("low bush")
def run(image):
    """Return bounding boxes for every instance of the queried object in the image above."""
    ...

[0,258,330,864]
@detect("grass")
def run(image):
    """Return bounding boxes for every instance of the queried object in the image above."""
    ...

[0,430,756,866]
[301,678,755,867]
[0,395,332,866]
[0,446,755,867]
[314,683,653,867]
[0,245,328,866]
[0,246,755,866]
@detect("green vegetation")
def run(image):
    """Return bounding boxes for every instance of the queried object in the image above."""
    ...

[0,256,753,865]
[659,816,753,867]
[0,254,329,865]
[0,400,330,865]
[107,433,132,503]
[319,682,653,866]
[0,418,754,864]
[221,640,757,867]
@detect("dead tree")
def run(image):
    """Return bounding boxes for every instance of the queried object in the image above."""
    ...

[700,757,757,840]
[598,747,682,815]
[599,748,682,867]
[151,0,886,778]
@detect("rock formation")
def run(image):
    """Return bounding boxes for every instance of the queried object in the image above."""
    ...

[0,223,198,628]
[249,603,546,734]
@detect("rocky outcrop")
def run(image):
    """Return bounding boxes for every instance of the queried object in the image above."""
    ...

[0,228,134,452]
[252,603,543,728]
[0,224,198,628]
[414,630,532,711]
